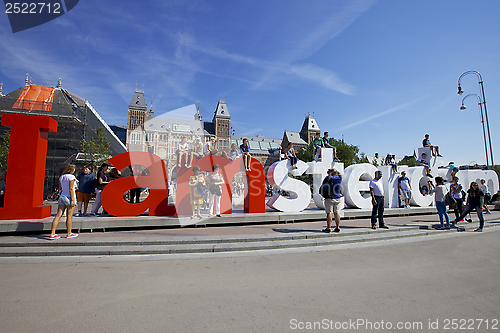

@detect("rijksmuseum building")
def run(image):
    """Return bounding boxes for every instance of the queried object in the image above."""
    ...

[0,74,325,190]
[0,75,126,195]
[126,88,322,180]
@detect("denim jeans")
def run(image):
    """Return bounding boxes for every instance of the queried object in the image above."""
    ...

[371,195,385,226]
[435,201,449,227]
[456,205,484,229]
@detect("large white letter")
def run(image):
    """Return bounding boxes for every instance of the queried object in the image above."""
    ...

[408,166,433,207]
[267,159,310,212]
[306,148,344,210]
[342,163,378,209]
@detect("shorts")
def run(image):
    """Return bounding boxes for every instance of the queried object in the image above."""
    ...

[77,192,91,203]
[451,167,459,172]
[400,189,412,200]
[324,198,342,214]
[58,195,74,207]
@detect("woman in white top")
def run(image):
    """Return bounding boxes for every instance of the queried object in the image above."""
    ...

[49,164,78,239]
[428,177,450,229]
[450,176,468,221]
[207,164,224,217]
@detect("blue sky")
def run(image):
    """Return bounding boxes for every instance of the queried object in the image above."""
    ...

[0,0,499,166]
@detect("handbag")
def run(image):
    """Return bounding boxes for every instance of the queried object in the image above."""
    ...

[209,184,222,196]
[196,182,206,195]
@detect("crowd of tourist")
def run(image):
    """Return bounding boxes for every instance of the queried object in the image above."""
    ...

[42,132,498,239]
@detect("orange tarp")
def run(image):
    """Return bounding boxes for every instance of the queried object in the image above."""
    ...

[13,85,55,112]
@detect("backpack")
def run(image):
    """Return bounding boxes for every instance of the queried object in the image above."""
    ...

[319,178,333,199]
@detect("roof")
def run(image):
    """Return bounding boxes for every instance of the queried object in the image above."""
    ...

[300,114,320,133]
[213,100,230,119]
[140,116,207,137]
[231,135,282,154]
[129,89,147,110]
[284,131,308,145]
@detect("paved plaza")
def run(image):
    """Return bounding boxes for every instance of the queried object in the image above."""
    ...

[0,221,499,332]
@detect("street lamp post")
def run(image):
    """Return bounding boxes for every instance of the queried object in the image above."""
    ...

[460,94,489,169]
[457,71,494,169]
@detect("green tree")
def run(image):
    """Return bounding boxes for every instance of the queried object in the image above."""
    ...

[80,128,112,169]
[0,131,10,170]
[329,138,361,167]
[398,157,419,167]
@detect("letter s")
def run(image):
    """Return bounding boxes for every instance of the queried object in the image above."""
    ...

[266,160,310,212]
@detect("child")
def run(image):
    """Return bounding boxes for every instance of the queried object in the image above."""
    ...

[285,142,299,170]
[419,153,432,178]
[240,138,251,171]
[312,132,324,161]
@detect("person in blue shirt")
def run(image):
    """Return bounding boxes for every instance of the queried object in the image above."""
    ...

[438,161,459,180]
[76,165,95,216]
[322,168,342,233]
[240,138,251,172]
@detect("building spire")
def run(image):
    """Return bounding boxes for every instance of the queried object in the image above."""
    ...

[0,82,3,96]
[25,73,29,86]
[57,78,62,89]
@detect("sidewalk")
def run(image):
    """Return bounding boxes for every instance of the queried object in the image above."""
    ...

[0,210,498,258]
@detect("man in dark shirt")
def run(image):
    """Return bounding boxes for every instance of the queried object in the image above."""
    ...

[422,134,441,157]
[322,168,342,233]
[76,165,95,216]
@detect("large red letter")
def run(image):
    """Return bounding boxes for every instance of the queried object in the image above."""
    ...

[0,113,57,220]
[101,152,176,216]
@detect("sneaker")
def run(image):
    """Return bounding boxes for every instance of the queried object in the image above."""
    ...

[322,228,331,233]
[437,154,442,157]
[485,211,491,214]
[371,225,377,230]
[248,168,251,171]
[436,226,445,230]
[466,218,472,223]
[474,228,483,232]
[427,174,434,178]
[379,225,389,229]
[74,212,82,217]
[334,158,340,162]
[67,233,78,239]
[333,228,340,233]
[49,234,60,240]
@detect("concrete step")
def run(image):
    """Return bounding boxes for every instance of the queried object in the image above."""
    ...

[0,222,495,257]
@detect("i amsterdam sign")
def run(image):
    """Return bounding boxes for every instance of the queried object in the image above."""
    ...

[0,113,498,220]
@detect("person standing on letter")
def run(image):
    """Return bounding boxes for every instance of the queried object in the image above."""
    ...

[370,170,388,229]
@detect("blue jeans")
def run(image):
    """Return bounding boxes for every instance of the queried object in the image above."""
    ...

[435,201,449,227]
[456,205,484,229]
[371,195,385,226]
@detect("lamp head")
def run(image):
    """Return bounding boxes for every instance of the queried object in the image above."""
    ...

[460,105,466,111]
[457,85,464,95]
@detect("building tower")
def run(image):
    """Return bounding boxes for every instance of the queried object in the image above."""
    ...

[194,102,202,121]
[147,96,155,121]
[126,88,148,150]
[213,99,231,152]
[299,113,320,144]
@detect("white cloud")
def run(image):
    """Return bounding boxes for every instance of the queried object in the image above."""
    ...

[337,96,426,131]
